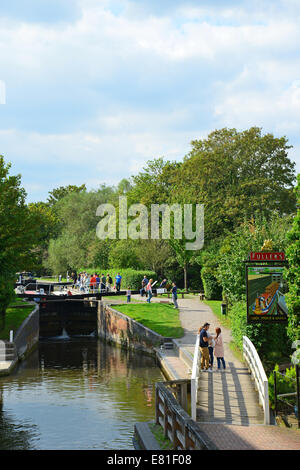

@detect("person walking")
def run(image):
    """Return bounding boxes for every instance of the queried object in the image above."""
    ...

[100,273,106,292]
[115,273,122,292]
[90,273,97,293]
[198,323,212,372]
[159,279,167,288]
[171,282,179,309]
[85,274,90,293]
[146,279,153,303]
[214,327,226,371]
[126,287,131,303]
[95,273,100,292]
[106,273,112,292]
[140,275,148,297]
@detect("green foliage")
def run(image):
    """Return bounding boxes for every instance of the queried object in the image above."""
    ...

[268,365,297,409]
[47,184,87,207]
[174,127,296,241]
[285,174,300,343]
[217,214,293,304]
[0,299,34,340]
[0,155,41,314]
[228,301,291,363]
[201,266,222,300]
[44,186,117,274]
[108,240,142,270]
[0,276,15,316]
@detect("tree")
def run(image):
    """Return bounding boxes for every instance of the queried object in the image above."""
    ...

[47,184,87,207]
[0,156,38,315]
[217,213,293,305]
[27,202,59,274]
[44,185,117,274]
[173,127,296,241]
[135,239,173,277]
[285,174,300,343]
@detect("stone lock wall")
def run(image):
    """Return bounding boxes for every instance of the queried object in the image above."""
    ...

[97,302,164,355]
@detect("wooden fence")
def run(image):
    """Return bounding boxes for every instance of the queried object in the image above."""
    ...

[155,380,216,450]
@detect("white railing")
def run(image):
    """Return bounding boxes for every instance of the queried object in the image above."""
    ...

[191,333,201,421]
[243,336,270,425]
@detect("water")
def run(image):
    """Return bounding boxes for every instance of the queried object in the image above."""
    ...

[0,337,164,450]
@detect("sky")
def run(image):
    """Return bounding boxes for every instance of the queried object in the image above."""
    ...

[0,0,299,202]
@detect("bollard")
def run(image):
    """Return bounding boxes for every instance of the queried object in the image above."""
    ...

[221,303,227,315]
[9,330,13,342]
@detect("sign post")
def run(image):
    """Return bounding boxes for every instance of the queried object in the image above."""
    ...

[245,252,288,324]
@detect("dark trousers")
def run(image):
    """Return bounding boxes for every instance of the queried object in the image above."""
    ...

[116,283,121,292]
[208,347,214,367]
[217,357,226,369]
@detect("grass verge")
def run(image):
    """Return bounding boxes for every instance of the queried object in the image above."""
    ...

[148,423,173,450]
[114,302,184,338]
[202,300,231,329]
[0,299,35,341]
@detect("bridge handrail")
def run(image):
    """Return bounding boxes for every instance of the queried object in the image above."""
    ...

[243,335,270,425]
[191,333,201,421]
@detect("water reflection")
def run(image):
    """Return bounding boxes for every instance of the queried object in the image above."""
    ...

[0,338,164,450]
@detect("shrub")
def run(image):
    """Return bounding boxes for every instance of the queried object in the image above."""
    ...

[268,365,297,409]
[229,301,291,363]
[285,174,300,343]
[201,266,222,300]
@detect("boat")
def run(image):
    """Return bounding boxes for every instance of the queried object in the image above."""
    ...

[252,281,279,315]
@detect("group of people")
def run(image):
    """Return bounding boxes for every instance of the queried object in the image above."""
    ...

[61,271,180,309]
[198,323,226,372]
[67,272,123,293]
[139,276,179,308]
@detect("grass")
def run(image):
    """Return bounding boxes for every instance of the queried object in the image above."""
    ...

[114,302,184,338]
[0,298,35,341]
[148,423,173,450]
[202,300,231,329]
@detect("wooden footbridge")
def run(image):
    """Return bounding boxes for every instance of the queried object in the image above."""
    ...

[153,299,300,450]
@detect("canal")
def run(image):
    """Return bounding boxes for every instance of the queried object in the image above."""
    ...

[0,337,164,450]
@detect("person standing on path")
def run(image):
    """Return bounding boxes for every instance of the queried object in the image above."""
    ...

[207,330,215,370]
[101,273,106,292]
[172,282,179,309]
[140,275,148,297]
[146,279,153,303]
[198,323,212,372]
[214,327,226,370]
[126,286,131,303]
[115,273,122,292]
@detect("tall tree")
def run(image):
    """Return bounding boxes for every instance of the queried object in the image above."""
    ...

[47,184,87,207]
[285,174,300,344]
[173,127,296,242]
[0,156,38,314]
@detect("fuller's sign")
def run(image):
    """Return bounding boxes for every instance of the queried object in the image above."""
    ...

[250,252,285,262]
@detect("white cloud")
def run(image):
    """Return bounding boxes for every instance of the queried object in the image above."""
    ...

[0,0,300,202]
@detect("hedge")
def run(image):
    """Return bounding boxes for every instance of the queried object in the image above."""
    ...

[201,266,222,300]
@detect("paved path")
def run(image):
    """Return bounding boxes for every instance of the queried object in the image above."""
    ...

[133,294,300,450]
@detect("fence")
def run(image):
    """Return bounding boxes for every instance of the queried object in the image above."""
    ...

[273,365,300,429]
[243,335,270,425]
[155,380,215,450]
[191,333,200,421]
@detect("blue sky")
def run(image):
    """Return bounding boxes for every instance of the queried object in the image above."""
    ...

[0,0,299,202]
